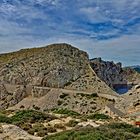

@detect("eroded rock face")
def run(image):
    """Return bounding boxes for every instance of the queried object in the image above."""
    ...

[0,124,41,140]
[90,58,126,90]
[0,44,89,88]
[0,85,27,109]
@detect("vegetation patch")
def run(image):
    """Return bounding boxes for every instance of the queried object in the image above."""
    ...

[0,114,11,123]
[52,108,80,117]
[10,110,56,124]
[108,123,133,129]
[43,123,140,140]
[108,123,140,135]
[59,93,69,99]
[87,113,110,120]
[77,93,98,99]
[57,100,63,106]
[0,110,56,125]
[66,120,79,127]
[54,124,66,130]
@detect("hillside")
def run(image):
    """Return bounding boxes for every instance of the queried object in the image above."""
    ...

[0,43,117,110]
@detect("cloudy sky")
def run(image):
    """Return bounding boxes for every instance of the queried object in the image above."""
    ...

[0,0,140,66]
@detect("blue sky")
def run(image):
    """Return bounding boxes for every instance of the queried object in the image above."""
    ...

[0,0,140,66]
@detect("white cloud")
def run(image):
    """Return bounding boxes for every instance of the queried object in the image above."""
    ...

[79,0,140,24]
[37,0,59,5]
[0,2,16,14]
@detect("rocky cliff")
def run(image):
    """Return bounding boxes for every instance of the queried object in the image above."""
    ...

[90,58,127,90]
[90,58,140,93]
[0,43,116,109]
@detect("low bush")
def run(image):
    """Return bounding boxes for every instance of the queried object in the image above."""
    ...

[59,93,69,99]
[28,128,35,135]
[10,110,56,124]
[108,123,133,129]
[20,123,32,131]
[32,123,46,132]
[37,130,48,137]
[130,127,140,134]
[88,113,110,120]
[0,114,11,123]
[57,100,63,106]
[77,93,98,99]
[53,108,80,117]
[54,123,66,130]
[66,120,79,127]
[47,126,57,133]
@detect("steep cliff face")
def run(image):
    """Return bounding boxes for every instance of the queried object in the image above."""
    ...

[90,58,126,90]
[90,58,140,94]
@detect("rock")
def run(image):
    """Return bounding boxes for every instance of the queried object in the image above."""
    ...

[0,124,41,140]
[90,58,126,90]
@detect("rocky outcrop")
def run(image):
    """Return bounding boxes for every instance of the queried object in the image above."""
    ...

[90,58,140,93]
[0,124,41,140]
[90,58,127,90]
[0,84,27,109]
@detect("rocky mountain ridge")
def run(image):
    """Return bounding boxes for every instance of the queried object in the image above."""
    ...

[0,43,116,110]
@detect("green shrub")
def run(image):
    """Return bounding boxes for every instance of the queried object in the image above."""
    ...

[28,128,35,135]
[88,113,110,120]
[90,93,99,98]
[37,130,48,137]
[130,127,140,134]
[0,114,11,123]
[43,129,107,140]
[77,93,98,99]
[47,126,57,133]
[53,108,80,116]
[54,124,66,130]
[64,81,72,87]
[20,123,32,131]
[32,123,46,132]
[66,120,79,127]
[10,110,56,124]
[57,100,63,106]
[108,123,133,129]
[59,93,69,99]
